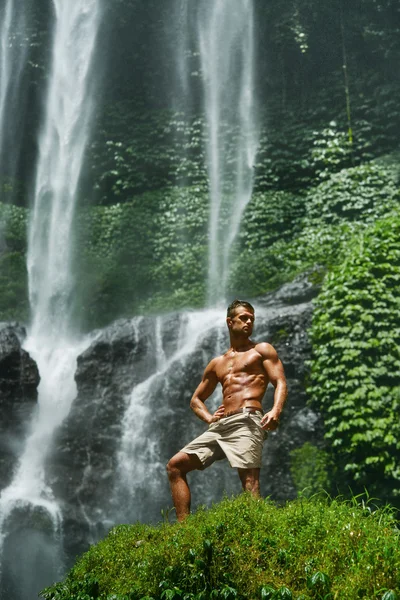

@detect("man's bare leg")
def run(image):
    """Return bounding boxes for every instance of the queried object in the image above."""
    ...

[166,452,203,522]
[238,467,261,496]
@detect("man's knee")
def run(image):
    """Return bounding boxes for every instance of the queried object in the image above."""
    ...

[166,455,180,480]
[166,452,202,480]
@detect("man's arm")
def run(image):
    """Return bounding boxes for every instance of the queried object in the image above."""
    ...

[190,359,224,424]
[257,343,288,431]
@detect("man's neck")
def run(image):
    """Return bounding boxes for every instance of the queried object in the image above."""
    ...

[228,334,253,352]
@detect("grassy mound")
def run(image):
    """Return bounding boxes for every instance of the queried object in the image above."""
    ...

[41,494,399,600]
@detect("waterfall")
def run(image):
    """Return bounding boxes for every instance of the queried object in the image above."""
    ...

[113,309,234,524]
[0,1,102,598]
[171,1,191,107]
[0,0,30,206]
[27,0,101,340]
[197,0,258,305]
[170,0,258,304]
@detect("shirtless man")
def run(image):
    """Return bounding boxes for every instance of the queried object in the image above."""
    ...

[166,299,288,521]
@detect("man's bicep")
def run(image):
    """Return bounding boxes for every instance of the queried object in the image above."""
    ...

[263,356,286,387]
[260,345,286,387]
[194,363,219,401]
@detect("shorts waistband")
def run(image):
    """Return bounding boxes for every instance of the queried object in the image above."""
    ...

[223,407,263,418]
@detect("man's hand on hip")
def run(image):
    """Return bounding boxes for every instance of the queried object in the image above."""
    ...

[209,404,225,424]
[260,410,280,431]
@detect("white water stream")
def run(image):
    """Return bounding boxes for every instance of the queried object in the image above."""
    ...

[27,0,101,339]
[0,0,30,206]
[197,0,258,304]
[0,1,101,598]
[171,0,258,305]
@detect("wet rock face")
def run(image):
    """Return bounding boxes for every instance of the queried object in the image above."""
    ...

[0,324,40,487]
[50,315,169,560]
[48,272,325,562]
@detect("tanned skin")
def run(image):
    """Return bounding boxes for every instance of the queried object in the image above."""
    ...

[166,305,288,521]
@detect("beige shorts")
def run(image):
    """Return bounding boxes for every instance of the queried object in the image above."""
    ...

[180,411,266,470]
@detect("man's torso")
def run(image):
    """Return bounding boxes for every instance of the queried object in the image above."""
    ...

[213,343,269,413]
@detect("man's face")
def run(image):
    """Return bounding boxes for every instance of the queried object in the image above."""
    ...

[227,307,255,337]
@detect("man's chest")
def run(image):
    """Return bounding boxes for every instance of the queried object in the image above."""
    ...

[215,349,263,380]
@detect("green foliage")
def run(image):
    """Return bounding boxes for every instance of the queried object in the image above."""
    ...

[308,122,354,180]
[308,215,400,502]
[0,176,25,207]
[40,494,400,600]
[239,191,305,250]
[89,106,208,205]
[290,443,331,498]
[257,117,362,193]
[0,203,29,321]
[382,591,399,600]
[75,186,209,328]
[271,162,400,283]
[0,251,29,321]
[0,158,398,331]
[305,163,399,225]
[0,202,28,252]
[228,190,306,297]
[229,161,398,299]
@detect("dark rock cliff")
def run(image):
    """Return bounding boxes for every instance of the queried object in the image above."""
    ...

[0,324,40,487]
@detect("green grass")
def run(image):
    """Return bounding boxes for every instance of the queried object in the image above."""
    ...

[41,494,399,600]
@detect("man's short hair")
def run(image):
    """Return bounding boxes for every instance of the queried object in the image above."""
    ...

[226,299,255,318]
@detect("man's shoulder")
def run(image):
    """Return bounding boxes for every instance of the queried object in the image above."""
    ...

[205,354,225,371]
[254,341,278,360]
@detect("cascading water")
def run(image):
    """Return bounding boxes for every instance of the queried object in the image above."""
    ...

[197,0,258,305]
[27,0,101,339]
[0,0,30,204]
[171,0,258,304]
[0,1,102,598]
[171,1,191,107]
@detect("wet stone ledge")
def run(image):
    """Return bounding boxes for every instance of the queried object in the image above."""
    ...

[0,324,40,488]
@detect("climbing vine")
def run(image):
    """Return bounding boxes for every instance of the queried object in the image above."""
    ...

[308,216,400,502]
